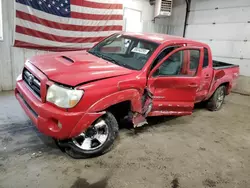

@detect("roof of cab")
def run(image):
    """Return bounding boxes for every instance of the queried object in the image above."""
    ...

[119,31,207,47]
[120,32,184,43]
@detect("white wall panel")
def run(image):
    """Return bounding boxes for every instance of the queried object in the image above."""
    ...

[0,0,3,41]
[11,47,25,88]
[213,57,250,77]
[142,21,169,34]
[190,0,250,10]
[10,48,49,87]
[188,7,250,24]
[123,0,154,21]
[198,40,250,59]
[154,0,186,36]
[0,0,14,91]
[186,23,250,41]
[186,0,250,88]
[165,0,186,36]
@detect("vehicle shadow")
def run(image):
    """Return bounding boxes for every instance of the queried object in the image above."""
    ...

[193,101,207,112]
[15,103,208,156]
[119,102,208,135]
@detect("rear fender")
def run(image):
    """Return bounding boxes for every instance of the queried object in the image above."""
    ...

[206,70,232,99]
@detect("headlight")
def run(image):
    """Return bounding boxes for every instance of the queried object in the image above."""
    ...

[46,84,84,108]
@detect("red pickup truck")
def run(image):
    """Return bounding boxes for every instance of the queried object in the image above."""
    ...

[15,32,239,158]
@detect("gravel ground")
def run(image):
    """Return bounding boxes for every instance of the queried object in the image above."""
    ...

[0,91,250,188]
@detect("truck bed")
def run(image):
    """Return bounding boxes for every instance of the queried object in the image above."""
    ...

[213,60,239,70]
[209,60,239,100]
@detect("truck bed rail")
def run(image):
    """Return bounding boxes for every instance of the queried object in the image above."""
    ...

[213,60,239,70]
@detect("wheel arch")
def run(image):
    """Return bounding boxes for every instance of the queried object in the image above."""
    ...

[88,89,142,113]
[212,82,230,97]
[207,81,231,100]
[219,82,230,95]
[70,89,142,138]
[206,83,227,111]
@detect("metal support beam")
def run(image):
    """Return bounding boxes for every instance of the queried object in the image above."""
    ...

[183,0,191,37]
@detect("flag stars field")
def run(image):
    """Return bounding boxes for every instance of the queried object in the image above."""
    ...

[14,0,123,51]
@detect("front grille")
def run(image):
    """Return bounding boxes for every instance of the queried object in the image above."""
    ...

[23,69,41,98]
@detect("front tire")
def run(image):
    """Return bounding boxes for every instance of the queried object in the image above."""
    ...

[59,112,119,159]
[206,85,226,111]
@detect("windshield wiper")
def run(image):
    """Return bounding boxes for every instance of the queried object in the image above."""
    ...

[89,51,137,70]
[101,55,137,70]
[101,55,119,64]
[88,50,103,58]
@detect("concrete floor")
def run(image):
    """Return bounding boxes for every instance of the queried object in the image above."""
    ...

[0,92,250,188]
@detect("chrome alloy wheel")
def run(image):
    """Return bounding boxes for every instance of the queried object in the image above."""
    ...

[216,88,225,108]
[72,119,109,151]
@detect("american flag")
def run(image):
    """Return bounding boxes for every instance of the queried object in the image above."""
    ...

[14,0,123,51]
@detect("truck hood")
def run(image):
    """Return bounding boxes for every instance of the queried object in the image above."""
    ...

[29,51,135,86]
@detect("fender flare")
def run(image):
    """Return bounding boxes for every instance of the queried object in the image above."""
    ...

[206,71,232,100]
[69,89,143,137]
[88,89,143,113]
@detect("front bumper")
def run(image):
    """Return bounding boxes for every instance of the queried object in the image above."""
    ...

[15,79,103,139]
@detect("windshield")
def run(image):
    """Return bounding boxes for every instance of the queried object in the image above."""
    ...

[88,34,159,70]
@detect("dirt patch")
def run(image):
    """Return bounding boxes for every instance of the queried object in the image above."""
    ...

[71,177,108,188]
[171,177,180,188]
[202,179,216,187]
[1,136,13,146]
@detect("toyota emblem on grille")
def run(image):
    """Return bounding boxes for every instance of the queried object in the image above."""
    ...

[27,75,34,86]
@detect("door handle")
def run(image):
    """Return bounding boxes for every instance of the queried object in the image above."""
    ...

[188,83,198,88]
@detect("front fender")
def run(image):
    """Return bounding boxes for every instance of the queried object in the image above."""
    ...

[88,89,143,113]
[69,89,143,138]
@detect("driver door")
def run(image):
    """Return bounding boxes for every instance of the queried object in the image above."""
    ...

[147,46,204,116]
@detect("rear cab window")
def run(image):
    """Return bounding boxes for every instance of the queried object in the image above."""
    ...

[203,48,209,68]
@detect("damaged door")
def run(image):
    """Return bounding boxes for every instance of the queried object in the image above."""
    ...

[147,46,204,116]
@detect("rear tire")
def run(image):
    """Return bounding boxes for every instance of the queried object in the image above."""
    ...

[206,86,226,111]
[58,112,119,159]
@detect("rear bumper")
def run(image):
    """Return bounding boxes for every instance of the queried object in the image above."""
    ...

[15,79,103,139]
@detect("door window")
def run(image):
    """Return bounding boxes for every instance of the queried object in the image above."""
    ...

[153,49,200,77]
[150,46,181,71]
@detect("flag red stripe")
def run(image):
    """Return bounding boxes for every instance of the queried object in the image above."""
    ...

[71,0,123,9]
[71,12,123,20]
[16,25,106,43]
[14,40,87,51]
[16,11,123,32]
